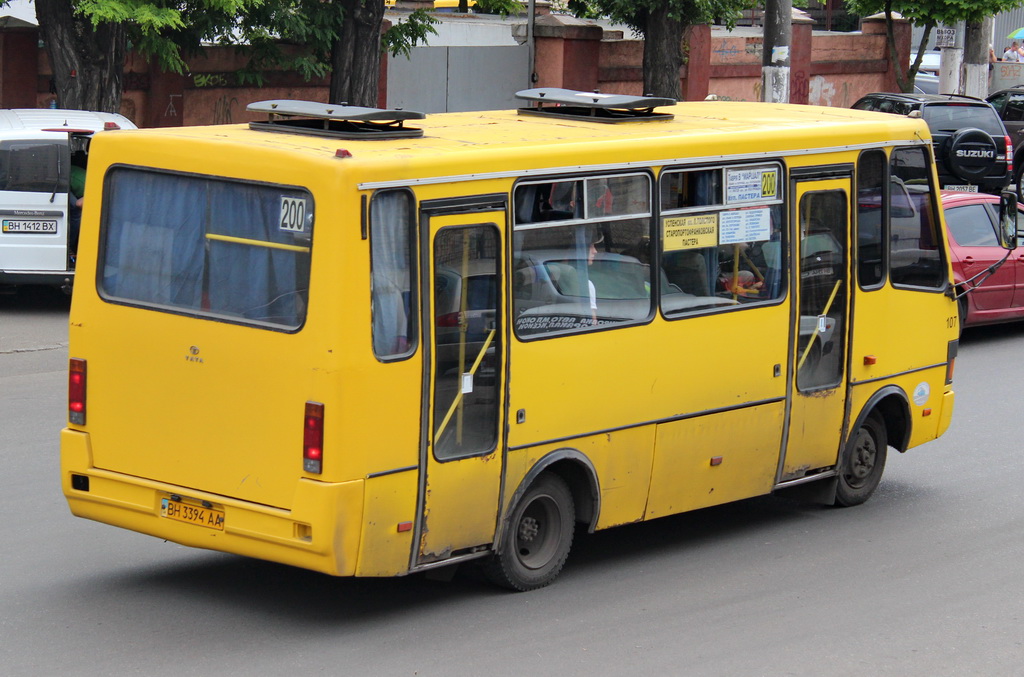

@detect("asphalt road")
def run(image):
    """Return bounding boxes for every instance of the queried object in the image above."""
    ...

[2,287,1023,676]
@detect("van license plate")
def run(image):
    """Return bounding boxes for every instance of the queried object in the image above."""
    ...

[161,498,225,530]
[943,184,979,192]
[2,219,58,233]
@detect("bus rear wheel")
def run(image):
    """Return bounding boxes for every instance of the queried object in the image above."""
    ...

[835,411,887,507]
[484,473,575,591]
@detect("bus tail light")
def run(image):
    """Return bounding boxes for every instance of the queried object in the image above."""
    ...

[69,358,87,425]
[303,401,324,474]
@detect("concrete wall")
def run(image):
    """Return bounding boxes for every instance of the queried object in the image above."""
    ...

[388,45,529,113]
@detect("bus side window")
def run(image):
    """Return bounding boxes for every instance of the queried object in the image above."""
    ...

[370,189,417,359]
[512,175,653,337]
[889,147,944,289]
[857,150,886,288]
[659,168,722,208]
[658,167,784,315]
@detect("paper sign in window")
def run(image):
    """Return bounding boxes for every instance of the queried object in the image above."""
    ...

[726,167,779,203]
[663,213,718,251]
[720,208,772,244]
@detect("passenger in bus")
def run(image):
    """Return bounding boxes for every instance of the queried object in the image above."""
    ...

[516,183,576,223]
[621,235,652,264]
[68,151,88,255]
[585,227,602,324]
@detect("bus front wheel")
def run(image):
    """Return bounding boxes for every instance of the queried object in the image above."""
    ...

[835,411,887,507]
[484,473,575,591]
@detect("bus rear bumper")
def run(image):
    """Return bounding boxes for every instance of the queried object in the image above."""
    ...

[60,428,364,576]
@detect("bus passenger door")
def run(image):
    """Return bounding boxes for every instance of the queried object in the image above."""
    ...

[416,205,506,566]
[780,176,852,481]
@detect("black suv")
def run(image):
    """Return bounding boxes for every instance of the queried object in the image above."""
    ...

[852,93,1012,195]
[986,85,1024,199]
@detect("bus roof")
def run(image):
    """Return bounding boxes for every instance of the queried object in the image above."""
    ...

[93,101,930,186]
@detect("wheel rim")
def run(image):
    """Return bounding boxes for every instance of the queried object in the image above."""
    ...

[844,426,878,489]
[515,494,562,570]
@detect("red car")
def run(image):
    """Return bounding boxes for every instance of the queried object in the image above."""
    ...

[942,190,1024,328]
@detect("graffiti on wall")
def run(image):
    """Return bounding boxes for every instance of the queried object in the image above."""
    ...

[213,95,240,125]
[164,94,182,117]
[808,76,855,108]
[194,73,230,88]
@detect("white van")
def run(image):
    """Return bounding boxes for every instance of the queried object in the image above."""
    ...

[0,108,136,291]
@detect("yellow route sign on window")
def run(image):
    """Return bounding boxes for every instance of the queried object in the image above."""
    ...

[663,213,719,251]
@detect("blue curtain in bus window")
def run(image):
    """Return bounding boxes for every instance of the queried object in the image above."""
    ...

[205,183,304,325]
[695,171,716,206]
[101,171,205,308]
[371,191,414,358]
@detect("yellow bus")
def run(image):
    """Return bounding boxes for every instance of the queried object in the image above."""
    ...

[61,90,980,591]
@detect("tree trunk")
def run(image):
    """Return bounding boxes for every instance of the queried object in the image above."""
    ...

[642,5,684,100]
[761,0,791,103]
[330,0,386,107]
[962,18,992,99]
[35,0,126,113]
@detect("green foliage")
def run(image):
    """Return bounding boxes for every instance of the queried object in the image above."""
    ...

[77,0,183,33]
[218,1,343,84]
[474,0,525,16]
[74,0,263,73]
[382,8,439,57]
[227,1,436,80]
[567,0,755,36]
[846,0,1024,26]
[564,0,604,18]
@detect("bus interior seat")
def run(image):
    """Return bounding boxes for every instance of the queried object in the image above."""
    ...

[663,250,709,296]
[546,262,582,296]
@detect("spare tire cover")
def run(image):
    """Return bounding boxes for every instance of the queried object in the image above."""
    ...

[946,127,998,182]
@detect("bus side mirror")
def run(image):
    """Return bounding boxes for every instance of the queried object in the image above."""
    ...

[998,191,1018,250]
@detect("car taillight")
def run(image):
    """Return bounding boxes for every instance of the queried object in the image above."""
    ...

[69,358,86,425]
[1005,135,1013,173]
[303,401,324,474]
[436,311,462,327]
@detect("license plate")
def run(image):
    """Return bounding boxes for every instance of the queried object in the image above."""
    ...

[943,184,979,192]
[2,219,58,233]
[161,497,225,530]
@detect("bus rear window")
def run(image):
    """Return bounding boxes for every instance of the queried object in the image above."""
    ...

[99,168,312,330]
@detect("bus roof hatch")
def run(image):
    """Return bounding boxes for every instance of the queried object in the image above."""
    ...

[515,88,675,123]
[246,100,427,139]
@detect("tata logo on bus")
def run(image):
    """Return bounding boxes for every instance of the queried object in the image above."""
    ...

[185,345,204,364]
